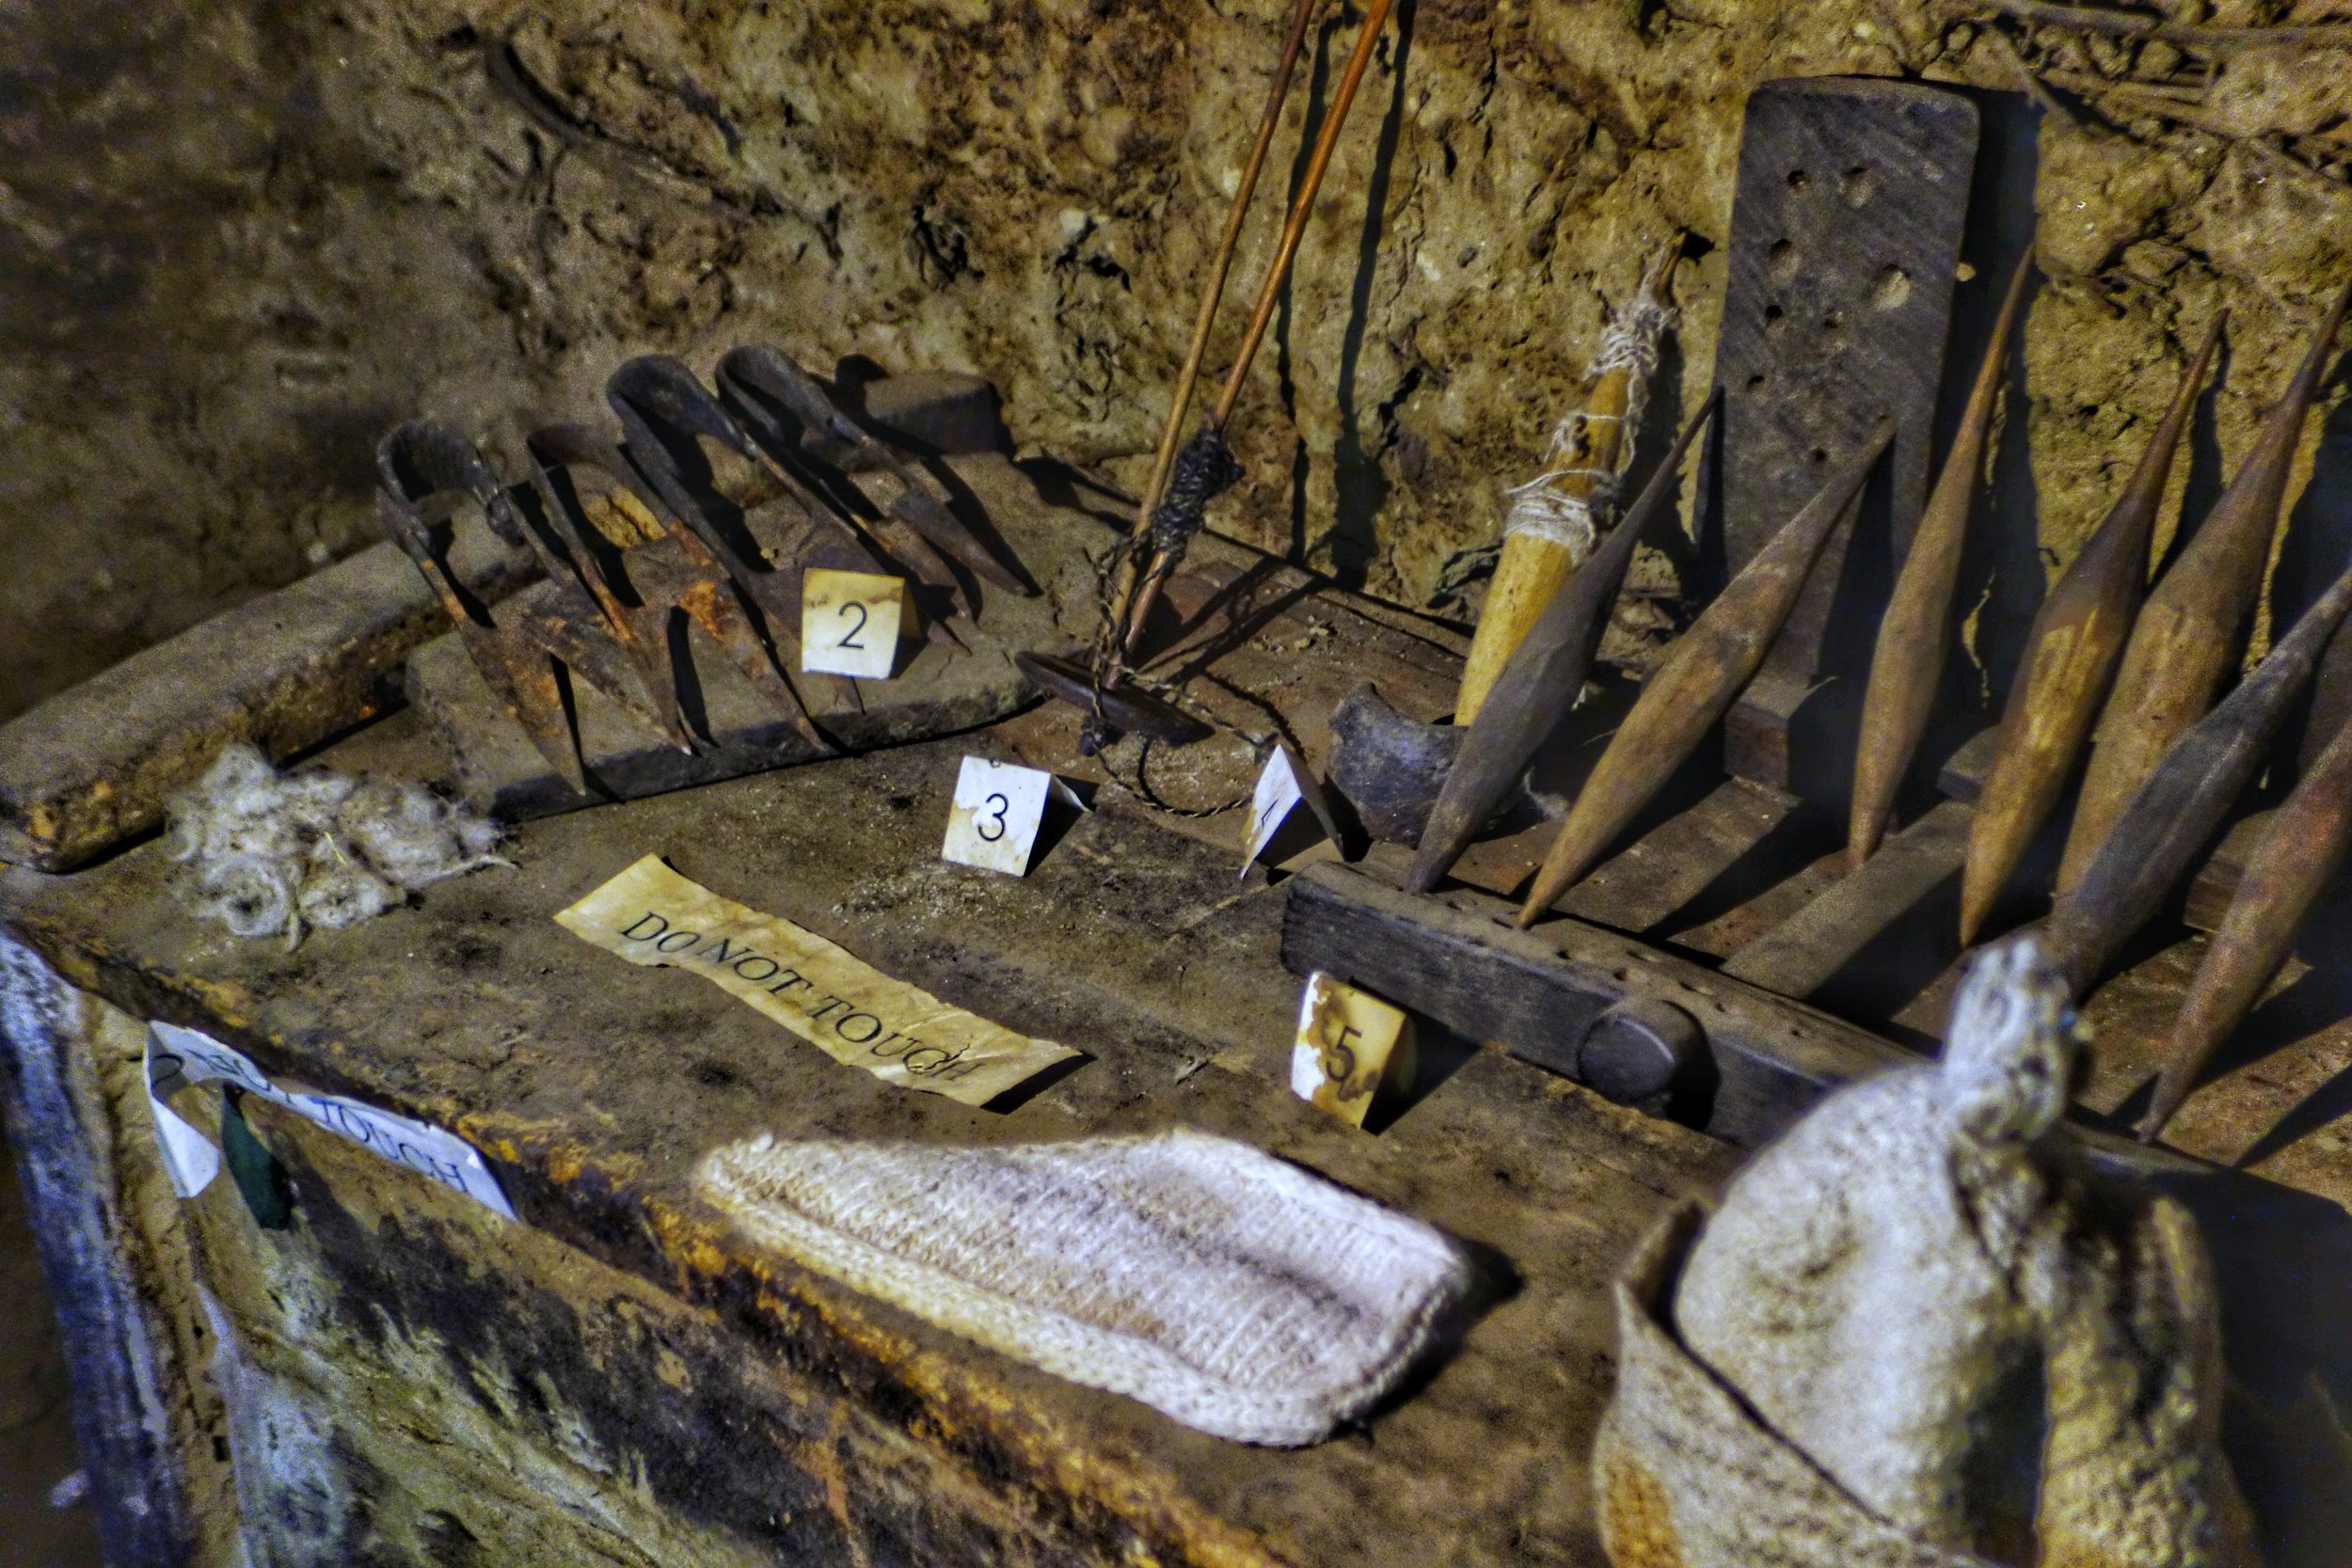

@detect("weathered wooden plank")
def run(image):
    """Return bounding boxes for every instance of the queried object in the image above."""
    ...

[1721,797,1972,1000]
[1557,777,1810,936]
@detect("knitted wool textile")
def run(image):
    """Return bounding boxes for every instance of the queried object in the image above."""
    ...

[695,1128,1472,1446]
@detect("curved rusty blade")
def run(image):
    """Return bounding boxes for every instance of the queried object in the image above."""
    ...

[1961,313,2226,945]
[1408,389,1722,894]
[528,422,838,752]
[718,345,1029,594]
[1013,651,1210,748]
[376,421,588,795]
[1849,251,2033,867]
[2038,556,2352,997]
[2061,283,2352,892]
[2140,701,2352,1141]
[1517,425,1894,927]
[609,356,956,657]
[712,350,977,626]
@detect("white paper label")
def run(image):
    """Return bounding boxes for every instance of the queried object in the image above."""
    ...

[1290,972,1415,1129]
[145,1022,515,1219]
[1244,746,1308,873]
[801,567,906,680]
[942,756,1055,876]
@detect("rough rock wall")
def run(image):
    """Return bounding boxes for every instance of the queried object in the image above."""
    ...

[6,0,2350,720]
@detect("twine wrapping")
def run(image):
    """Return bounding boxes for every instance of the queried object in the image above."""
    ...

[1502,293,1676,560]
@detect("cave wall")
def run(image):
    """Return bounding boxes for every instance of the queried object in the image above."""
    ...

[6,0,2350,720]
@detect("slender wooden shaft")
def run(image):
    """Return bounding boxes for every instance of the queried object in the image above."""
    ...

[2140,704,2352,1140]
[1454,232,1682,726]
[1408,388,1722,894]
[1850,251,2034,866]
[1209,0,1397,430]
[2040,557,2352,995]
[1110,0,1397,666]
[1960,313,2224,944]
[2059,283,2351,891]
[1134,0,1320,532]
[1517,427,1892,926]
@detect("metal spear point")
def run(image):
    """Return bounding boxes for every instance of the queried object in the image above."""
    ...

[1407,388,1722,895]
[1849,250,2034,868]
[2038,553,2352,998]
[1960,312,2225,945]
[2059,283,2351,892]
[1517,425,1895,927]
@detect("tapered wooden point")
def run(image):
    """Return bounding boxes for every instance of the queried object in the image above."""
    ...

[1958,310,2228,946]
[2060,283,2351,892]
[1849,249,2034,869]
[1516,426,1892,927]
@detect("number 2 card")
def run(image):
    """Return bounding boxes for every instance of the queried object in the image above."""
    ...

[802,568,906,680]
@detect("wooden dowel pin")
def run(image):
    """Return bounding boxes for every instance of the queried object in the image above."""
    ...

[1454,233,1681,727]
[1850,251,2034,867]
[1960,313,2225,944]
[1517,425,1894,927]
[2058,284,2350,892]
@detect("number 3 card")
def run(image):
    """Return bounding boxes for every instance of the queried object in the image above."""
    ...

[942,756,1055,876]
[802,568,906,680]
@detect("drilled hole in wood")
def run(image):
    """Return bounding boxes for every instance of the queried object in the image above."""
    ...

[1823,308,1845,331]
[1787,167,1808,191]
[1746,372,1767,393]
[1763,302,1786,335]
[1838,164,1874,207]
[1871,262,1912,310]
[1766,237,1798,282]
[1809,447,1829,464]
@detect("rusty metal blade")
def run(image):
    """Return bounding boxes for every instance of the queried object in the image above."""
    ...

[1517,424,1893,927]
[2039,555,2352,996]
[2060,283,2351,891]
[719,345,1029,594]
[2140,701,2352,1141]
[377,421,586,792]
[1961,312,2226,944]
[1849,251,2033,866]
[1408,390,1721,894]
[1013,651,1210,748]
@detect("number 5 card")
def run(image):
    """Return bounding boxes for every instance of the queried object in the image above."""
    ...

[802,567,906,680]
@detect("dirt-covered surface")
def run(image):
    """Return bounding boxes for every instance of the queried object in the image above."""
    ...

[7,0,2352,720]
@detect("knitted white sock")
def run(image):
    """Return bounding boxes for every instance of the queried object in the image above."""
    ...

[696,1127,1472,1446]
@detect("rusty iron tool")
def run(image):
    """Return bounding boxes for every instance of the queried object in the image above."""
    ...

[1403,390,1724,892]
[1849,250,2035,867]
[1518,425,1895,927]
[2060,284,2351,891]
[1067,0,1397,757]
[1960,313,2226,945]
[2037,553,2352,997]
[716,344,1029,595]
[1711,78,1979,796]
[2139,700,2352,1141]
[375,420,589,794]
[524,422,834,752]
[606,356,956,657]
[713,352,983,620]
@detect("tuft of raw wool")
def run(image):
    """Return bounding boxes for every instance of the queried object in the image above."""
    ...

[695,1127,1472,1446]
[165,744,508,947]
[1596,937,2252,1568]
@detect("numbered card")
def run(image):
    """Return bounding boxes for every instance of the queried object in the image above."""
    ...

[1290,972,1416,1129]
[943,756,1057,876]
[1242,740,1343,875]
[802,568,906,680]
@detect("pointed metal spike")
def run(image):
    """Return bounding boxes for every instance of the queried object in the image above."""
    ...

[2039,554,2352,996]
[1960,313,2226,945]
[1517,425,1894,927]
[1408,390,1721,894]
[2060,282,2352,892]
[1850,250,2033,867]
